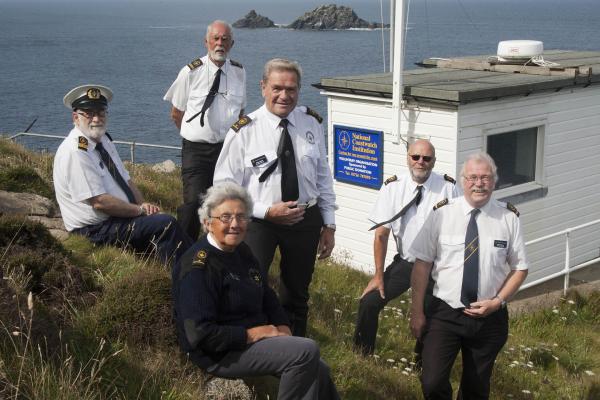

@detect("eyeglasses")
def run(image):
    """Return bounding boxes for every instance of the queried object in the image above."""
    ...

[409,154,434,162]
[210,214,250,224]
[463,175,493,183]
[76,110,107,119]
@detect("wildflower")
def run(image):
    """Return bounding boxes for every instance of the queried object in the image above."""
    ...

[531,371,537,375]
[402,371,409,376]
[522,389,531,394]
[404,367,412,372]
[400,357,408,363]
[572,310,577,315]
[333,308,342,314]
[387,359,395,363]
[393,366,398,369]
[12,331,20,336]
[567,300,575,305]
[561,316,567,321]
[552,309,559,314]
[552,355,559,361]
[373,354,380,359]
[553,343,558,347]
[524,347,532,352]
[585,370,595,376]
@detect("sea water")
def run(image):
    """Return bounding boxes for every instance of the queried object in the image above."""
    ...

[1,0,599,163]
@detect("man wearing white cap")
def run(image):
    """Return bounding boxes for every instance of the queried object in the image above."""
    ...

[53,84,192,263]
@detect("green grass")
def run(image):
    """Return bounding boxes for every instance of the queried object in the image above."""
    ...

[1,139,598,399]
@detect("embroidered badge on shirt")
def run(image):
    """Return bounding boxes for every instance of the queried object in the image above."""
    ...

[494,240,508,248]
[306,131,315,144]
[249,268,262,286]
[78,136,88,151]
[192,250,207,266]
[231,115,252,132]
[251,155,268,167]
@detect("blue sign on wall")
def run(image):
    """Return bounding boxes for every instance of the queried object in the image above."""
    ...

[333,125,383,189]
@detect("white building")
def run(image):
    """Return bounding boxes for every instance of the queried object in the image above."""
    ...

[315,50,600,288]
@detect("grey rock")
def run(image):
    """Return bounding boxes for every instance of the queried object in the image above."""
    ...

[152,159,177,173]
[204,377,254,400]
[0,190,57,217]
[233,10,276,29]
[287,4,388,30]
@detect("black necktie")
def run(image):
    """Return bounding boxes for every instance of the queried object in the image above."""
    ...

[258,119,299,201]
[186,68,222,126]
[95,142,136,204]
[461,208,480,307]
[369,185,423,231]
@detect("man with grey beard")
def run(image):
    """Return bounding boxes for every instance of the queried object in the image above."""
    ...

[53,84,192,263]
[164,20,246,241]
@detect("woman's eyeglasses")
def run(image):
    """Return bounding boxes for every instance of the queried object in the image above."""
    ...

[210,214,250,224]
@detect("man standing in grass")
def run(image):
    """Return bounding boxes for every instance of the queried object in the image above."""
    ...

[54,84,192,263]
[214,58,337,337]
[410,152,528,399]
[164,20,246,242]
[354,139,460,355]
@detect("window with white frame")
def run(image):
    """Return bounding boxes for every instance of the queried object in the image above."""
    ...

[487,127,539,190]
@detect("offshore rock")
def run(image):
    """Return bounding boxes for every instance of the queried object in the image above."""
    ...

[287,4,388,30]
[233,10,276,28]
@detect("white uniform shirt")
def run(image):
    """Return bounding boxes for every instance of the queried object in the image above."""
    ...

[213,105,337,224]
[410,196,529,309]
[369,172,461,262]
[163,55,246,143]
[53,127,131,231]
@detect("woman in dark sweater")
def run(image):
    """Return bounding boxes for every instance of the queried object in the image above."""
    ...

[172,182,339,400]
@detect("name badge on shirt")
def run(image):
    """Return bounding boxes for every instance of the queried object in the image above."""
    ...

[251,155,268,167]
[494,240,507,248]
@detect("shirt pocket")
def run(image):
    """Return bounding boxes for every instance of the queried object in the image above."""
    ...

[300,143,320,183]
[490,238,509,265]
[244,150,278,176]
[438,235,465,269]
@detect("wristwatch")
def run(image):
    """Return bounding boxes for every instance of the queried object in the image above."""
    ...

[493,295,507,309]
[323,224,336,231]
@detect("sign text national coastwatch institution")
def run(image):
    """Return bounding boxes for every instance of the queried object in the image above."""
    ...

[333,125,383,189]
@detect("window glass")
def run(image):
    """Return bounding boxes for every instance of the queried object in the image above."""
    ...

[487,127,537,189]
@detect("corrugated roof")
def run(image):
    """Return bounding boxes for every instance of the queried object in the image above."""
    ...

[314,50,600,104]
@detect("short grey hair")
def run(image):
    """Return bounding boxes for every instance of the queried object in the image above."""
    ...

[206,20,233,39]
[198,182,253,232]
[460,151,499,187]
[262,58,302,88]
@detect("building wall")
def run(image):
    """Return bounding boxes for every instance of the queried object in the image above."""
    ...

[458,87,600,285]
[326,95,459,272]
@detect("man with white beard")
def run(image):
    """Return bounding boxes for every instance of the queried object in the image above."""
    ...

[53,84,192,263]
[164,20,246,241]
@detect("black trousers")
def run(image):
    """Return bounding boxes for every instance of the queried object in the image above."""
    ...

[178,139,223,241]
[73,214,192,264]
[420,297,509,400]
[243,206,324,337]
[354,255,414,355]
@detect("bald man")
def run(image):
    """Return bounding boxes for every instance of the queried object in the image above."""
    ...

[354,140,461,355]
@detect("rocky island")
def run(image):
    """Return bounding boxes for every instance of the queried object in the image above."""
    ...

[232,10,276,28]
[287,4,388,30]
[233,4,388,30]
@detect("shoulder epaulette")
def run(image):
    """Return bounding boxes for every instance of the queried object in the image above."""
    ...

[384,175,397,185]
[77,136,88,151]
[191,249,208,268]
[230,59,243,69]
[305,107,323,124]
[506,202,520,217]
[230,115,252,133]
[104,132,114,142]
[187,58,203,70]
[444,174,456,185]
[433,198,449,211]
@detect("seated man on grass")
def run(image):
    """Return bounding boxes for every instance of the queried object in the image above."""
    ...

[53,84,192,263]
